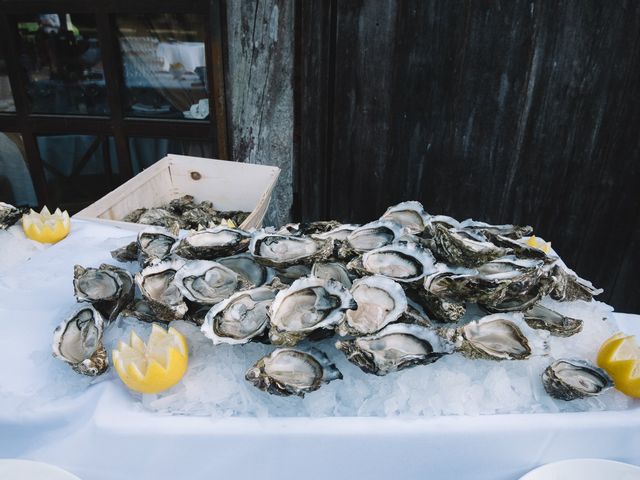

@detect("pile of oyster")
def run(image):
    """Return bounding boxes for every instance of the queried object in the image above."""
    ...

[122,195,249,231]
[53,200,614,401]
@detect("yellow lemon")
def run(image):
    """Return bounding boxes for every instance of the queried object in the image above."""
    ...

[112,324,188,394]
[22,206,71,243]
[526,235,551,254]
[597,333,640,398]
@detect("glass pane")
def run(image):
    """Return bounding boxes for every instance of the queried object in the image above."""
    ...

[15,14,109,115]
[0,133,37,206]
[0,53,15,112]
[37,135,120,213]
[129,137,213,175]
[116,14,208,120]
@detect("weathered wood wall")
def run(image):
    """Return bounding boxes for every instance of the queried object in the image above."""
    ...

[225,0,293,227]
[296,0,640,313]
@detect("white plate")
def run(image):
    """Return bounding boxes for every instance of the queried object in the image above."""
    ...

[521,458,640,480]
[0,459,81,480]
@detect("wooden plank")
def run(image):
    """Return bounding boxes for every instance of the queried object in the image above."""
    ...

[225,0,294,227]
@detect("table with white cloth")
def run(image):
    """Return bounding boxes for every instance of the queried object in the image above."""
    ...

[0,220,639,480]
[156,42,206,73]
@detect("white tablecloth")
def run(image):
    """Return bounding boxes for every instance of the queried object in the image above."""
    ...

[0,220,639,480]
[156,42,205,73]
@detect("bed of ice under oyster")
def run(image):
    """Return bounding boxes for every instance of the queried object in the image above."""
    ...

[51,200,635,416]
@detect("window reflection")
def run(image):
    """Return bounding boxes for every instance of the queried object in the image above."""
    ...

[0,133,37,206]
[16,13,108,115]
[0,55,15,112]
[116,14,208,119]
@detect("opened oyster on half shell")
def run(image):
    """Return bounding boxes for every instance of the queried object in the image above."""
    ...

[173,227,251,260]
[268,276,356,346]
[336,323,453,375]
[202,286,277,345]
[542,359,613,400]
[427,223,511,267]
[73,264,134,321]
[135,258,187,321]
[380,201,429,234]
[338,220,404,258]
[52,305,108,376]
[174,260,249,305]
[136,227,177,265]
[249,232,333,267]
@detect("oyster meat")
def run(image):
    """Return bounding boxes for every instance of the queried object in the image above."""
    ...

[217,252,270,286]
[339,220,404,257]
[73,264,134,321]
[174,260,247,305]
[443,313,547,360]
[52,306,108,376]
[246,348,342,397]
[202,286,277,344]
[268,276,356,346]
[250,232,333,267]
[173,227,251,259]
[337,275,407,336]
[135,259,187,321]
[542,359,613,400]
[348,241,438,283]
[311,262,353,289]
[380,201,429,234]
[137,227,177,265]
[336,323,453,375]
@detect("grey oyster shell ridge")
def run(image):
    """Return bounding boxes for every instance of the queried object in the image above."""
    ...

[337,275,408,336]
[428,223,511,268]
[336,323,454,376]
[249,231,334,268]
[0,202,25,229]
[173,226,251,260]
[73,263,134,321]
[201,286,278,345]
[268,276,357,346]
[137,226,177,266]
[52,305,108,376]
[542,359,613,401]
[245,348,342,397]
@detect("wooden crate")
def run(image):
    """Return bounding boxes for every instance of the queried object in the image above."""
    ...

[74,154,280,230]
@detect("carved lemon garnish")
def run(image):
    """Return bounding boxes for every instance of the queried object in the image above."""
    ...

[22,206,71,243]
[597,333,640,398]
[526,235,551,254]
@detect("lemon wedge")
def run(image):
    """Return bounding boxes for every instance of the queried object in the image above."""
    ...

[22,206,71,243]
[526,235,551,254]
[113,324,188,394]
[597,333,640,398]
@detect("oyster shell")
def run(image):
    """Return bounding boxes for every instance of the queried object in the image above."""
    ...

[542,359,613,400]
[413,289,466,323]
[337,275,407,336]
[135,259,187,321]
[120,299,157,323]
[73,264,134,321]
[174,260,247,305]
[246,348,342,397]
[268,276,356,346]
[339,220,404,257]
[336,323,453,375]
[348,241,438,283]
[52,306,108,376]
[0,202,24,229]
[274,264,312,285]
[137,227,177,265]
[249,232,333,267]
[312,223,359,241]
[380,201,429,234]
[136,207,182,231]
[458,219,533,240]
[202,286,277,344]
[523,303,583,337]
[173,227,251,259]
[545,264,603,302]
[110,241,139,263]
[311,262,353,288]
[428,224,510,267]
[443,313,547,360]
[279,220,342,236]
[217,252,270,286]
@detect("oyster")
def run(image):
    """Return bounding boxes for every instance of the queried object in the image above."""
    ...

[458,219,533,240]
[52,306,108,376]
[339,220,404,257]
[217,252,270,286]
[523,304,583,337]
[279,220,342,236]
[413,289,466,323]
[268,277,356,346]
[174,260,247,305]
[249,232,333,267]
[542,359,613,400]
[336,323,453,375]
[443,313,547,360]
[202,286,277,344]
[274,264,312,285]
[135,259,187,321]
[110,241,139,263]
[545,264,603,302]
[337,275,407,335]
[348,241,438,283]
[120,299,157,323]
[428,224,510,267]
[136,207,182,231]
[137,227,177,265]
[312,223,359,241]
[173,227,251,259]
[73,264,134,321]
[0,202,24,229]
[246,348,342,397]
[311,262,353,288]
[380,201,429,234]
